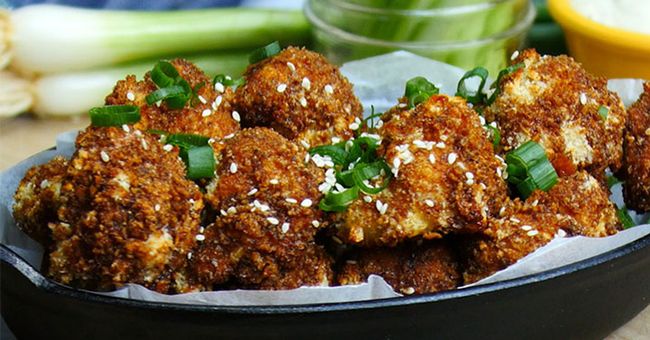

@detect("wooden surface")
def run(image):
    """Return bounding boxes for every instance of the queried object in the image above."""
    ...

[1,115,649,338]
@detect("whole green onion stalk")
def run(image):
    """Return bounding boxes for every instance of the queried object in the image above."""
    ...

[1,4,310,75]
[0,51,249,118]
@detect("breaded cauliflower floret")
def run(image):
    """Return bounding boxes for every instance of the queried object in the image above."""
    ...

[461,199,577,284]
[485,49,626,178]
[47,126,204,293]
[105,58,240,139]
[529,171,620,237]
[337,241,461,295]
[13,156,67,246]
[337,95,509,247]
[193,128,333,289]
[234,47,363,147]
[620,82,650,212]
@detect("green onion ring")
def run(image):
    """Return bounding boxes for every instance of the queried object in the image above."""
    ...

[249,41,282,64]
[89,105,141,127]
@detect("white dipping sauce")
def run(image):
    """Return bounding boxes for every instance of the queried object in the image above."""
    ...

[571,0,650,35]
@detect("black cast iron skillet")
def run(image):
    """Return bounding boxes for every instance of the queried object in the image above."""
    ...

[2,232,650,340]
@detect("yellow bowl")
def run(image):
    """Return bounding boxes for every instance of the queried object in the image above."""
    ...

[548,0,650,79]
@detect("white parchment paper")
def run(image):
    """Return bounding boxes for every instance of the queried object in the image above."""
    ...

[1,51,648,305]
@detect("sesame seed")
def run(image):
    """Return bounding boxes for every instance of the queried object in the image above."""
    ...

[227,207,237,214]
[499,206,506,216]
[349,122,360,130]
[556,229,567,238]
[510,50,520,60]
[230,163,238,173]
[375,200,388,215]
[163,144,173,152]
[413,140,434,150]
[301,199,313,207]
[440,135,448,141]
[401,287,415,295]
[324,84,334,94]
[447,153,458,164]
[510,217,521,223]
[122,124,130,133]
[331,136,341,144]
[195,234,206,241]
[480,183,487,190]
[363,195,372,203]
[141,139,148,150]
[424,199,435,207]
[202,109,212,117]
[153,204,160,211]
[579,92,587,105]
[311,220,321,228]
[281,222,290,233]
[224,133,235,139]
[276,83,287,93]
[496,167,502,177]
[428,154,436,164]
[213,95,223,109]
[300,140,310,148]
[187,252,193,260]
[40,179,49,189]
[100,151,110,162]
[247,188,258,196]
[198,95,207,104]
[527,230,539,237]
[286,62,296,72]
[302,77,311,90]
[215,82,225,93]
[253,200,270,212]
[220,209,228,216]
[267,217,280,225]
[465,172,474,179]
[285,198,298,204]
[436,142,446,149]
[521,225,533,231]
[231,111,241,122]
[299,97,307,107]
[645,128,650,136]
[126,91,135,101]
[269,179,279,185]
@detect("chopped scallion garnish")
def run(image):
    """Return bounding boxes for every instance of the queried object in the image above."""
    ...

[506,140,558,198]
[319,187,360,212]
[616,207,635,229]
[598,106,609,120]
[145,61,202,109]
[213,74,246,89]
[404,76,440,108]
[249,41,282,64]
[487,63,524,105]
[606,175,622,189]
[455,67,488,105]
[158,132,216,180]
[485,124,501,149]
[89,105,140,127]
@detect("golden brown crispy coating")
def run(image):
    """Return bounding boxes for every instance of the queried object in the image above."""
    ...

[47,126,204,293]
[485,49,626,178]
[461,199,577,284]
[234,47,363,147]
[337,95,509,247]
[337,241,462,295]
[13,156,67,246]
[620,82,650,212]
[105,58,240,139]
[194,128,333,289]
[529,171,620,237]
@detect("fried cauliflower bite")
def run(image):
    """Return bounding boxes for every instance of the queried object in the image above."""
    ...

[105,58,240,139]
[337,241,462,295]
[461,199,577,284]
[620,83,650,212]
[529,171,620,237]
[13,156,67,246]
[193,128,333,289]
[234,46,363,147]
[485,49,626,178]
[46,126,204,293]
[337,95,509,247]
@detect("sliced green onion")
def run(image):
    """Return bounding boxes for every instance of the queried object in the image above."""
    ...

[515,177,537,200]
[617,207,635,229]
[456,67,488,105]
[165,133,210,148]
[485,124,501,149]
[309,143,348,165]
[145,85,188,105]
[405,76,439,109]
[506,141,548,180]
[487,62,524,105]
[150,61,180,88]
[506,140,558,198]
[319,187,360,212]
[89,105,140,126]
[598,106,609,120]
[249,41,282,64]
[527,159,558,191]
[352,161,392,194]
[181,145,216,180]
[213,74,246,89]
[606,175,622,189]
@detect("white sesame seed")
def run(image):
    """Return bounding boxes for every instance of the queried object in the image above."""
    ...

[122,124,130,133]
[277,83,287,93]
[224,133,235,139]
[556,229,567,238]
[496,167,503,178]
[299,97,308,107]
[300,140,310,148]
[579,92,587,105]
[645,128,650,136]
[375,200,388,215]
[436,142,446,149]
[213,95,223,109]
[521,225,533,231]
[198,95,207,104]
[286,62,296,72]
[154,204,161,211]
[126,91,135,101]
[227,207,237,214]
[447,153,458,164]
[141,139,148,150]
[305,153,311,163]
[510,217,521,223]
[281,222,290,233]
[440,135,448,141]
[324,84,334,94]
[220,209,228,216]
[311,220,320,228]
[480,183,487,190]
[499,206,506,216]
[163,144,173,152]
[349,122,360,130]
[215,82,225,93]
[527,230,539,237]
[465,172,475,180]
[331,136,341,144]
[301,199,313,208]
[195,234,206,241]
[363,195,372,203]
[270,179,279,185]
[401,287,415,295]
[230,163,238,173]
[424,199,435,207]
[267,217,280,225]
[302,77,311,91]
[285,198,298,204]
[510,50,520,60]
[100,151,110,162]
[202,109,212,117]
[231,111,241,122]
[40,179,49,189]
[428,154,436,164]
[247,188,258,196]
[187,252,193,260]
